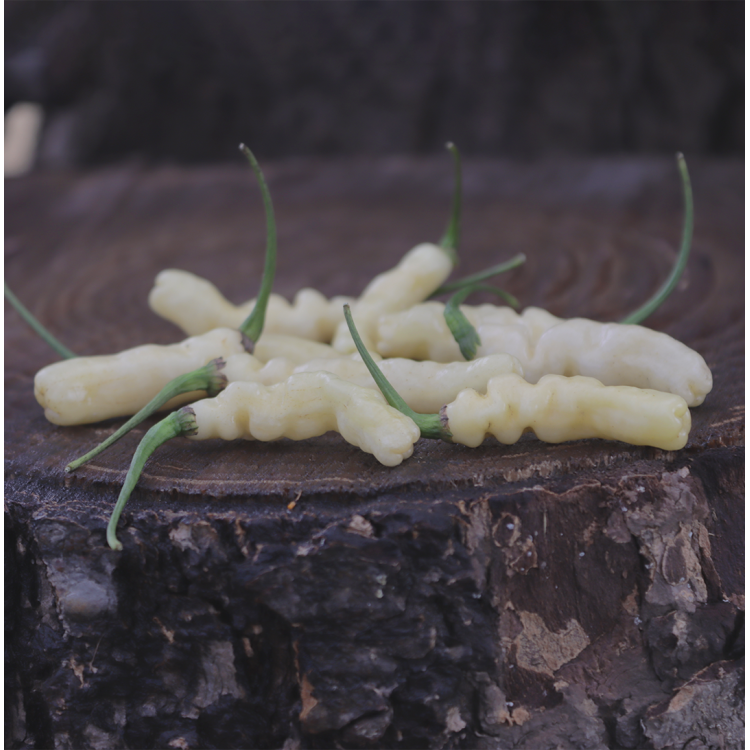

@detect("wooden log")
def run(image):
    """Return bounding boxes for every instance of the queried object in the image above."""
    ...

[5,156,743,749]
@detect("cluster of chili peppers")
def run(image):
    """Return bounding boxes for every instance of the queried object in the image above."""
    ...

[7,145,711,550]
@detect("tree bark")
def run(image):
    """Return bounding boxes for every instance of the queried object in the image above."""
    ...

[5,156,743,749]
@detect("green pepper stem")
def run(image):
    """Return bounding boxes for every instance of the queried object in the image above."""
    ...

[343,304,451,441]
[437,142,461,266]
[4,282,77,360]
[107,407,198,551]
[444,283,521,361]
[66,358,226,473]
[444,291,482,362]
[237,144,277,346]
[431,253,526,296]
[620,153,693,325]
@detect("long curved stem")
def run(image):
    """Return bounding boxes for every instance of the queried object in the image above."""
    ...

[437,142,461,266]
[237,144,277,346]
[67,358,226,472]
[343,305,451,441]
[620,153,693,325]
[4,282,76,360]
[431,253,526,297]
[107,407,198,551]
[72,145,272,471]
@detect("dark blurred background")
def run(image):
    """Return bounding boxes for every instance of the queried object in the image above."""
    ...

[5,0,744,168]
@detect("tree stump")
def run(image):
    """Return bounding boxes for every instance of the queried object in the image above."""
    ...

[5,156,743,749]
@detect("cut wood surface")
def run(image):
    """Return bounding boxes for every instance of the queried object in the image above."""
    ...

[5,156,744,749]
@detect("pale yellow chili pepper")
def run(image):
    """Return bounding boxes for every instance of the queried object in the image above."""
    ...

[104,370,424,549]
[150,143,463,351]
[34,328,246,426]
[292,352,523,413]
[443,373,691,451]
[330,242,455,353]
[34,329,348,426]
[170,350,522,413]
[251,333,345,364]
[188,372,421,467]
[149,269,354,342]
[345,304,692,452]
[376,304,712,407]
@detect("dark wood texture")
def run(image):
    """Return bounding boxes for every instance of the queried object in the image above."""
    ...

[5,156,744,749]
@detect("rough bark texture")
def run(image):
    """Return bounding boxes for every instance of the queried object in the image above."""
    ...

[5,156,744,749]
